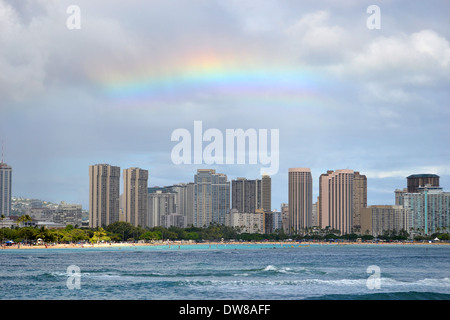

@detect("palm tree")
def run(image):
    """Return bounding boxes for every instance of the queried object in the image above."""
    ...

[91,227,109,244]
[16,214,32,227]
[36,226,47,244]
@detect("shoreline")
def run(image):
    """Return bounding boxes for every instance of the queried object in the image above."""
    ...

[2,240,449,250]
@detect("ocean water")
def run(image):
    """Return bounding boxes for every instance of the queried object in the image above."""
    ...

[1,243,449,300]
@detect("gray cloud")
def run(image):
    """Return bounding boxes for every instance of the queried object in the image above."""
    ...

[1,0,449,209]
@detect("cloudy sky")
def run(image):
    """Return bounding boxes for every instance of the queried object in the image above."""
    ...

[1,0,449,210]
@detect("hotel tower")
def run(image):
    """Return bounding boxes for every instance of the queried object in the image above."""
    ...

[123,167,148,227]
[288,168,313,233]
[319,169,354,235]
[89,164,120,228]
[194,169,230,227]
[0,161,12,217]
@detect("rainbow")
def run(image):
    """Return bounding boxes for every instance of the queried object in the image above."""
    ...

[89,53,325,106]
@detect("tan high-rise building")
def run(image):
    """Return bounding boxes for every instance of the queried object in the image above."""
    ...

[353,171,367,233]
[123,167,148,227]
[89,164,120,228]
[319,169,354,235]
[288,168,313,233]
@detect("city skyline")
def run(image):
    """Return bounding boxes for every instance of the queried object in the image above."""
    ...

[4,161,450,214]
[0,1,449,211]
[4,162,450,237]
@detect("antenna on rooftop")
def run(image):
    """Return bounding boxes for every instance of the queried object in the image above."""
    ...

[1,139,3,163]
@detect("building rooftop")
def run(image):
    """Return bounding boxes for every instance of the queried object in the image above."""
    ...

[407,174,439,178]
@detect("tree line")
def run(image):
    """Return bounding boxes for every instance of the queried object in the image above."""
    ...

[1,221,449,244]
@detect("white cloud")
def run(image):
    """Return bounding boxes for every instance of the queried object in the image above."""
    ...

[345,29,450,84]
[285,10,352,64]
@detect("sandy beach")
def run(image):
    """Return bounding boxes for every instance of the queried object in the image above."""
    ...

[2,240,449,250]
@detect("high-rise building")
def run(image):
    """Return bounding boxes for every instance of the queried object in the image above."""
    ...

[0,162,12,217]
[89,164,120,228]
[272,210,282,232]
[261,174,272,212]
[147,190,176,228]
[288,168,313,233]
[194,169,230,227]
[401,186,450,236]
[281,203,289,233]
[353,171,367,233]
[231,174,271,214]
[123,167,148,227]
[312,202,318,227]
[232,178,261,213]
[407,174,439,193]
[395,188,408,206]
[170,183,194,228]
[319,169,354,235]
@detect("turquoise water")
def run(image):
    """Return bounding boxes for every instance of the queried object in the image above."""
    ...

[1,243,449,300]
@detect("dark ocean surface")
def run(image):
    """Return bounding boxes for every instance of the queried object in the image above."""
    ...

[1,243,449,300]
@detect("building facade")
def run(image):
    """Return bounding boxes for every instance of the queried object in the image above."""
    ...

[123,167,148,227]
[227,209,265,234]
[89,164,120,228]
[194,169,230,227]
[272,210,282,233]
[288,168,313,233]
[407,174,439,193]
[232,178,261,213]
[0,162,12,217]
[170,183,194,228]
[147,190,176,228]
[353,171,367,233]
[401,186,450,235]
[231,175,271,214]
[261,174,272,212]
[160,213,186,229]
[395,188,408,206]
[319,169,354,235]
[361,205,408,237]
[53,201,83,227]
[281,203,289,233]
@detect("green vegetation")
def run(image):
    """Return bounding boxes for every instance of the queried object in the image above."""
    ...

[1,222,448,244]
